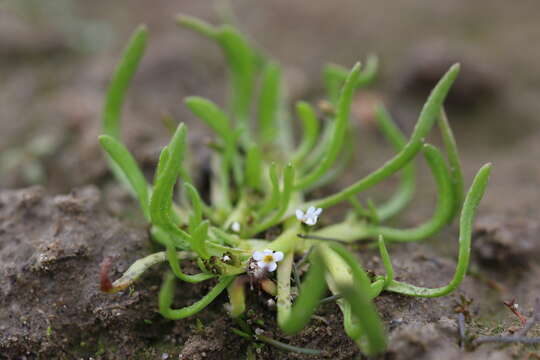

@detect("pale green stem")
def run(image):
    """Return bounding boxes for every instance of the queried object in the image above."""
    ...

[107,250,192,293]
[276,251,294,328]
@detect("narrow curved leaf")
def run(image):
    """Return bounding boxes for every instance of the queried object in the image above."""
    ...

[159,272,233,319]
[386,163,492,297]
[312,63,460,209]
[99,135,149,220]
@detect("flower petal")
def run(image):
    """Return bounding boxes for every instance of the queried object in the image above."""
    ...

[252,251,264,261]
[262,249,274,256]
[273,251,284,262]
[295,209,304,221]
[307,206,316,216]
[305,217,316,226]
[257,260,268,269]
[267,262,277,272]
[231,221,241,232]
[314,208,323,216]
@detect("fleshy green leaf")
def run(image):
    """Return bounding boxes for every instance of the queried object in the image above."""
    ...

[149,123,191,243]
[323,55,378,105]
[185,96,241,186]
[311,63,461,209]
[151,227,213,283]
[258,62,281,144]
[377,235,394,289]
[176,15,218,38]
[291,101,320,165]
[159,272,233,319]
[329,243,387,356]
[385,163,492,297]
[191,220,211,259]
[257,162,280,219]
[102,25,147,192]
[323,63,348,105]
[178,15,259,139]
[185,97,232,141]
[438,108,464,220]
[98,135,149,220]
[295,63,361,190]
[374,105,415,221]
[227,277,246,318]
[356,54,379,88]
[185,182,203,232]
[154,146,169,185]
[249,162,295,236]
[245,144,262,190]
[365,143,454,242]
[279,248,327,335]
[103,25,147,140]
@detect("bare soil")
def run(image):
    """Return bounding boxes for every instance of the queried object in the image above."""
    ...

[1,1,540,359]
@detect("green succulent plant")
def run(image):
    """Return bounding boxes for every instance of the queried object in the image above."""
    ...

[99,14,492,357]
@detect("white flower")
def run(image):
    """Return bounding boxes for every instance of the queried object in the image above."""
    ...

[231,221,241,233]
[252,249,284,272]
[222,255,231,262]
[295,206,323,226]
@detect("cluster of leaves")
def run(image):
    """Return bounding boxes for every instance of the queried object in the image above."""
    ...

[99,14,492,356]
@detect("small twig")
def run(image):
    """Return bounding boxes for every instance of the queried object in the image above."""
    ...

[457,313,466,349]
[473,298,540,347]
[475,336,540,345]
[319,294,343,305]
[454,294,473,322]
[517,298,540,337]
[292,263,301,289]
[292,248,314,290]
[256,334,323,355]
[504,298,527,326]
[295,247,314,269]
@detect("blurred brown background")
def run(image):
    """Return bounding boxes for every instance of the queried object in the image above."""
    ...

[1,0,539,215]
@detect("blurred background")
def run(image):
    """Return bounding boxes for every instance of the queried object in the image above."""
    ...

[1,0,539,217]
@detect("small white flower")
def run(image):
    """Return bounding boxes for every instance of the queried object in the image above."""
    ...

[231,221,241,233]
[295,206,323,226]
[254,328,264,336]
[252,249,284,272]
[222,255,231,262]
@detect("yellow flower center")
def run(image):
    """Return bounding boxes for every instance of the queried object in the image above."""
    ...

[263,254,274,263]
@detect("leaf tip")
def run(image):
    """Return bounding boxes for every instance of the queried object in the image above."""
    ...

[448,63,461,78]
[135,24,149,35]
